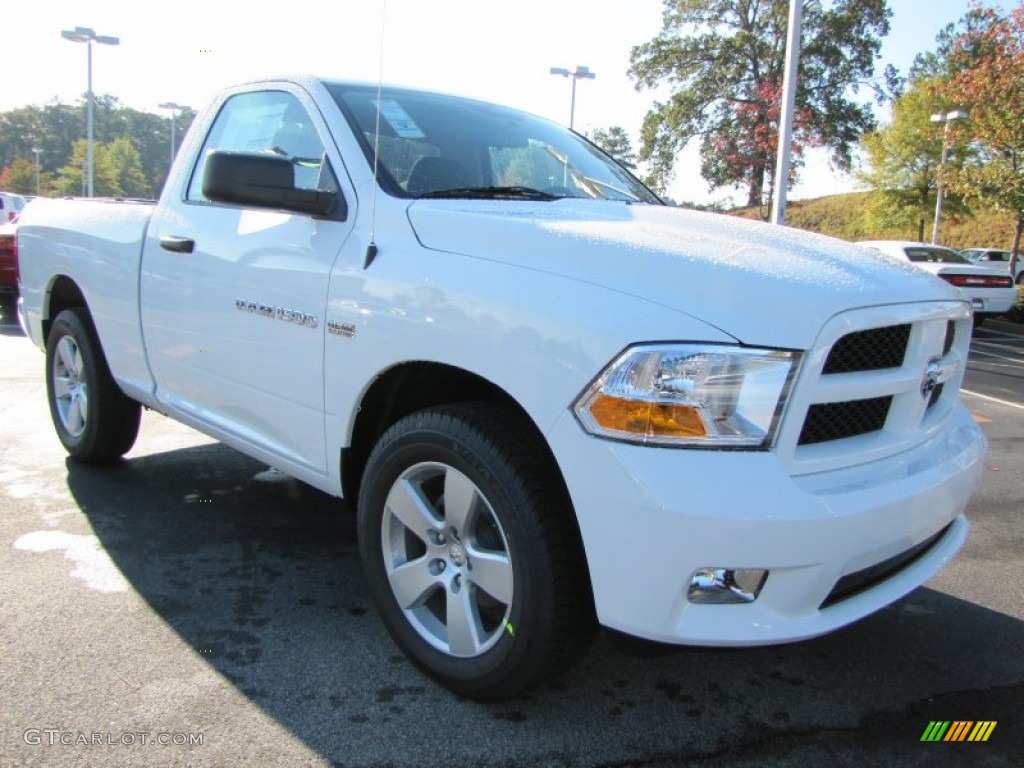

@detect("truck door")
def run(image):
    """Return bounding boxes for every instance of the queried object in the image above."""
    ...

[140,88,354,477]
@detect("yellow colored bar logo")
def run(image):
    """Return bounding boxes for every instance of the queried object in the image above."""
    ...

[920,721,997,742]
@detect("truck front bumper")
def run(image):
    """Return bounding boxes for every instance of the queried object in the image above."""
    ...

[547,403,986,645]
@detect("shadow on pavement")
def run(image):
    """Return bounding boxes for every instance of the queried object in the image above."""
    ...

[0,320,25,336]
[66,443,1024,767]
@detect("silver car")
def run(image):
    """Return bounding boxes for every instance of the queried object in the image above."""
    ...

[960,247,1024,285]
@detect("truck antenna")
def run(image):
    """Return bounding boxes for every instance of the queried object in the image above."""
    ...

[364,0,387,269]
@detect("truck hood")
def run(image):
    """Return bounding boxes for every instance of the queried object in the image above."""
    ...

[406,200,959,348]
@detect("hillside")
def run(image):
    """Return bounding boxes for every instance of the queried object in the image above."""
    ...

[727,192,1021,251]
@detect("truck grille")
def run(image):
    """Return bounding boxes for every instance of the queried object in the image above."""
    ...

[822,324,910,373]
[777,303,970,475]
[799,396,892,445]
[943,320,956,355]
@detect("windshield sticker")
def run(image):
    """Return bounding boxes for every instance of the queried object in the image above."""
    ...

[376,100,426,139]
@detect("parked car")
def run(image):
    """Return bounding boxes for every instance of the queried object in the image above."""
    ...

[960,247,1024,285]
[857,241,1016,322]
[0,216,18,318]
[16,77,988,700]
[0,191,27,223]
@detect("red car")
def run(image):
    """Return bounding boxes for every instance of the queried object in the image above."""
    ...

[0,217,18,319]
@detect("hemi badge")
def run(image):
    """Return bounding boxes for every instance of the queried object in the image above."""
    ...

[327,321,356,338]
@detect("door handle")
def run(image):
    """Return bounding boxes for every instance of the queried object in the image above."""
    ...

[159,235,195,253]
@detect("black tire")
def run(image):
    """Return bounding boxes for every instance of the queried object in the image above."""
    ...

[45,307,141,462]
[357,403,595,700]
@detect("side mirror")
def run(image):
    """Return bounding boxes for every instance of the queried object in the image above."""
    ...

[201,151,344,219]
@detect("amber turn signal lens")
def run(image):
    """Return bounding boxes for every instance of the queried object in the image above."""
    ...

[588,395,707,438]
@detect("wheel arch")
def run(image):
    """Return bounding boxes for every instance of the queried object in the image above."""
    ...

[341,362,591,601]
[42,274,89,343]
[343,361,558,498]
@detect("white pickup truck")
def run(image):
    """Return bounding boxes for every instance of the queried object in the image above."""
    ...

[17,76,986,700]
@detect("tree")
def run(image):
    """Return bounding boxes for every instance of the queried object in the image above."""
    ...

[0,157,40,195]
[938,3,1024,270]
[0,96,196,198]
[858,81,970,241]
[591,126,638,170]
[57,139,122,197]
[909,5,995,83]
[629,0,898,206]
[107,137,151,198]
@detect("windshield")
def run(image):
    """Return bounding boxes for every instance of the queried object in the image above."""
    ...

[903,247,970,264]
[328,84,661,204]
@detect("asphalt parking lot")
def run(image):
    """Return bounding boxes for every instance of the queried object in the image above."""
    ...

[1,310,1022,768]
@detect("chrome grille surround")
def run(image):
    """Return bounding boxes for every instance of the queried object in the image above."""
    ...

[775,301,972,476]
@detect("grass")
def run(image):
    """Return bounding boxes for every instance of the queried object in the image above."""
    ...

[726,191,1021,251]
[726,191,1024,323]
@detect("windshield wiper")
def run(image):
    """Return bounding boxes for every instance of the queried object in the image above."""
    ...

[417,186,558,201]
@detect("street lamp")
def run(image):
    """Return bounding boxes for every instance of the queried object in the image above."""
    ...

[62,26,119,198]
[158,102,192,173]
[31,148,42,196]
[930,109,969,244]
[549,65,595,130]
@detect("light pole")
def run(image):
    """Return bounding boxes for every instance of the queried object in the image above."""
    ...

[930,109,969,244]
[158,102,191,173]
[770,0,803,226]
[549,66,595,130]
[31,148,42,196]
[62,26,119,198]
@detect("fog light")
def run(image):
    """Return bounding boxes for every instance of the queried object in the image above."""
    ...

[687,568,768,604]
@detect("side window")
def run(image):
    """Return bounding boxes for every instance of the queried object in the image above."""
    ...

[187,90,338,203]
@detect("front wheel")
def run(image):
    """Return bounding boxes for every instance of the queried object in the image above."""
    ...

[357,404,595,700]
[45,308,141,461]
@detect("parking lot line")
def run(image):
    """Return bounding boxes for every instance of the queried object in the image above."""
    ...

[960,389,1024,410]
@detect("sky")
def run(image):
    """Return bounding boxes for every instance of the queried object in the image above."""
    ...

[5,0,980,204]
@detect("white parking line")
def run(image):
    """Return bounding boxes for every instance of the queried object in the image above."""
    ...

[969,349,1024,364]
[961,389,1024,410]
[968,361,1024,371]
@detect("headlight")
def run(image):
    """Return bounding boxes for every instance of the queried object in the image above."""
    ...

[574,344,799,448]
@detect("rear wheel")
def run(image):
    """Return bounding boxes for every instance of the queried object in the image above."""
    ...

[45,308,141,461]
[357,403,595,700]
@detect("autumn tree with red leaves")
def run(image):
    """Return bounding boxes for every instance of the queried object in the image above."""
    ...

[939,3,1024,272]
[629,0,899,209]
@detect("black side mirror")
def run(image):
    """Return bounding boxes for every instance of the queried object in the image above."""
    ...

[202,151,344,219]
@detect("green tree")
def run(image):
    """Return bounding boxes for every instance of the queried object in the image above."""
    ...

[58,139,122,197]
[107,137,151,198]
[0,157,41,194]
[629,0,899,206]
[0,96,196,198]
[591,126,638,170]
[858,81,970,241]
[909,5,994,82]
[939,3,1024,269]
